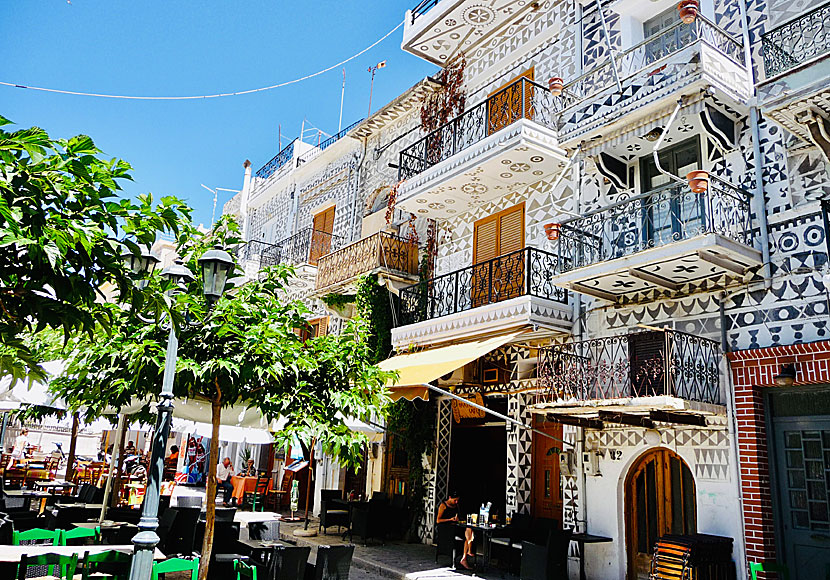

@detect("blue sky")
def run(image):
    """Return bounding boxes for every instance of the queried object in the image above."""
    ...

[0,1,436,229]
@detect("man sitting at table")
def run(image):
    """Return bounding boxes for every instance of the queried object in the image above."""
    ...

[436,490,475,569]
[217,457,235,506]
[166,445,179,462]
[241,458,257,477]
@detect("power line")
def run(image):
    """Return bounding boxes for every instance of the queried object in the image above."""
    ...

[0,20,404,101]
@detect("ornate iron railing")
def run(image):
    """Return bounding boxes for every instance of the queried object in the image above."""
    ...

[762,1,830,77]
[315,231,419,290]
[537,330,721,405]
[236,240,282,269]
[553,176,753,272]
[398,77,557,181]
[555,16,744,114]
[398,247,568,326]
[277,227,346,266]
[296,119,364,166]
[411,0,439,22]
[256,141,296,180]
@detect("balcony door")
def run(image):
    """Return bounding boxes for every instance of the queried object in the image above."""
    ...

[472,203,525,307]
[639,138,703,249]
[488,69,534,135]
[629,331,667,398]
[625,448,696,580]
[310,205,335,265]
[643,7,695,65]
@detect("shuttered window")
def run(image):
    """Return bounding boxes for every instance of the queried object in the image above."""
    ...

[473,203,525,265]
[310,206,336,264]
[297,316,329,342]
[488,68,535,134]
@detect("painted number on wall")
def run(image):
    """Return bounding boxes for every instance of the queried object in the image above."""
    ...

[608,449,623,461]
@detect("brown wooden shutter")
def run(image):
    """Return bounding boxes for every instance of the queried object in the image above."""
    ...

[314,317,329,337]
[310,206,336,264]
[473,216,499,265]
[488,68,535,134]
[499,206,524,256]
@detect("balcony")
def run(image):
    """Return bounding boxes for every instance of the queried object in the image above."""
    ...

[533,330,725,427]
[315,232,420,293]
[548,177,761,302]
[396,77,567,219]
[758,2,830,160]
[392,247,571,348]
[554,15,750,147]
[255,141,295,181]
[402,0,536,66]
[296,119,363,166]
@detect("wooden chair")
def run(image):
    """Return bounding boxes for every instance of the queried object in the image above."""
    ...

[61,526,101,545]
[265,472,292,511]
[749,562,789,580]
[243,474,270,512]
[78,549,131,580]
[234,559,258,580]
[151,557,200,580]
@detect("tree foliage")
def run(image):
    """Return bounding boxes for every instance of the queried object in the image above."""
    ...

[0,115,190,385]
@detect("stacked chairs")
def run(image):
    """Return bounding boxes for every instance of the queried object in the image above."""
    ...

[649,534,735,580]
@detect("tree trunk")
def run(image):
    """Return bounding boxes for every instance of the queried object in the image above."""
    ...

[112,418,129,507]
[65,413,80,483]
[198,394,222,580]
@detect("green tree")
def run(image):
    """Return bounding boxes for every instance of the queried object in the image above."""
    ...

[51,218,393,580]
[0,115,190,384]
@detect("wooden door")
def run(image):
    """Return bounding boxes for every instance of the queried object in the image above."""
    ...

[531,417,563,522]
[625,449,696,580]
[310,206,335,264]
[488,69,534,134]
[628,331,667,398]
[472,203,525,307]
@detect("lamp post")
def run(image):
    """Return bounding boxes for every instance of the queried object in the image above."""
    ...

[124,245,234,580]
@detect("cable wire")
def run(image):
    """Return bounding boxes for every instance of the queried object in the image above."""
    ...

[0,20,404,101]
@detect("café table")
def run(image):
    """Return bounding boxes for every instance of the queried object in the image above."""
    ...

[4,489,53,513]
[34,480,77,495]
[230,475,258,503]
[237,538,285,564]
[454,521,507,571]
[571,533,613,580]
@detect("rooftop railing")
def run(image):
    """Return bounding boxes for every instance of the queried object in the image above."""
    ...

[537,330,721,405]
[410,0,440,22]
[553,176,753,273]
[398,247,568,326]
[255,141,296,180]
[278,227,347,266]
[315,231,419,290]
[296,119,364,166]
[554,16,744,115]
[398,76,557,181]
[762,1,830,77]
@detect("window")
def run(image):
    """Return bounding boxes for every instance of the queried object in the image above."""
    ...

[642,6,695,63]
[297,316,328,342]
[639,137,703,247]
[472,204,525,306]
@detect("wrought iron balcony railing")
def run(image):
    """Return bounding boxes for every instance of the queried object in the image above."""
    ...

[398,247,568,326]
[296,119,364,166]
[398,77,557,181]
[554,16,744,115]
[278,227,346,266]
[256,141,296,180]
[236,240,282,270]
[410,0,439,22]
[762,1,830,78]
[316,231,419,290]
[537,330,721,405]
[553,176,753,272]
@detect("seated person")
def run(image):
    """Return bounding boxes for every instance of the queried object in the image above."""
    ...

[217,457,235,506]
[436,491,475,569]
[241,458,258,477]
[166,445,179,463]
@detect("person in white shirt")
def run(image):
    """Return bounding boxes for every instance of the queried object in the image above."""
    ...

[6,428,29,469]
[216,457,235,506]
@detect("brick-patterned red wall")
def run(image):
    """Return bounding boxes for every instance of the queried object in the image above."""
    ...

[727,340,830,571]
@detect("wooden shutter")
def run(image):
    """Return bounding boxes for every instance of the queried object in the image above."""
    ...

[488,68,535,134]
[473,217,499,265]
[499,207,524,256]
[472,204,525,306]
[313,317,329,337]
[310,206,336,264]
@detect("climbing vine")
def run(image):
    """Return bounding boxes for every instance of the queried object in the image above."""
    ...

[420,54,467,133]
[321,293,356,310]
[355,274,394,365]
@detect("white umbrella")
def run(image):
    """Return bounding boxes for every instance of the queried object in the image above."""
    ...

[0,361,67,410]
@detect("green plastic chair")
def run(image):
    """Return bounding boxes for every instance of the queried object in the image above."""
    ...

[78,549,132,580]
[13,528,63,577]
[16,552,78,580]
[151,557,200,580]
[245,474,271,512]
[61,526,101,545]
[235,559,258,580]
[750,562,790,580]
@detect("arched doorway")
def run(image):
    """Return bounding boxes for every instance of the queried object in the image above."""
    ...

[624,448,696,580]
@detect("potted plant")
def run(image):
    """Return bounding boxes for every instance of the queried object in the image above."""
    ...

[687,170,709,193]
[678,0,699,24]
[543,223,562,241]
[548,77,565,97]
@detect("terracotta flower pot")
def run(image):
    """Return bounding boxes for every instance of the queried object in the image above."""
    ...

[543,223,561,241]
[548,77,564,97]
[687,170,709,194]
[677,0,699,24]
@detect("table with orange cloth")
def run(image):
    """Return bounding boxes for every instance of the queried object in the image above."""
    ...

[231,475,258,501]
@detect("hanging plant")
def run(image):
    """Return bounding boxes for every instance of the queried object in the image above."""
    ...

[406,213,419,245]
[385,181,403,225]
[420,55,467,166]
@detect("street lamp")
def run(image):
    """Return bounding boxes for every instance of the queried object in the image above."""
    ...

[121,245,161,288]
[126,247,234,580]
